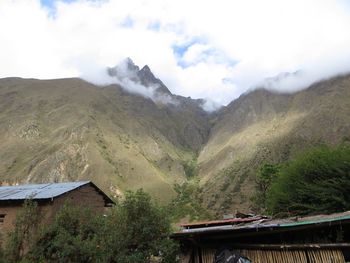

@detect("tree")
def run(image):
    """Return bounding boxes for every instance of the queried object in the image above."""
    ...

[102,189,178,263]
[256,163,280,200]
[169,180,210,222]
[254,163,280,209]
[4,199,41,263]
[17,189,179,263]
[266,144,350,216]
[28,204,104,263]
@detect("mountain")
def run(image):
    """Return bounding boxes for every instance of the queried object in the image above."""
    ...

[198,74,350,214]
[0,60,350,215]
[107,57,171,95]
[0,65,211,202]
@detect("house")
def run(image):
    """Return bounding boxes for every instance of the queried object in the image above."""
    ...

[173,211,350,263]
[0,181,114,246]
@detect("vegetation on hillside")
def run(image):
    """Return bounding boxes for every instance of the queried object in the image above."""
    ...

[251,163,280,211]
[254,144,350,217]
[0,77,211,204]
[182,158,197,178]
[1,190,179,263]
[1,73,350,216]
[168,179,212,222]
[198,75,350,213]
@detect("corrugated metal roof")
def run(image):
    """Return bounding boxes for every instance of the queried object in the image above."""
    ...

[180,216,265,229]
[0,181,90,201]
[174,210,350,237]
[280,214,350,227]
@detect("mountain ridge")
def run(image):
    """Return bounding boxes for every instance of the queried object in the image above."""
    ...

[0,75,210,203]
[198,74,350,214]
[1,65,350,216]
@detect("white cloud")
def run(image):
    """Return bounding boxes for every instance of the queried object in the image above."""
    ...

[80,57,178,105]
[0,0,350,106]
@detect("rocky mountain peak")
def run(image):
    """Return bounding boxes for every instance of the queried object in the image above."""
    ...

[108,58,172,95]
[137,65,171,95]
[138,65,156,82]
[123,57,140,72]
[107,57,139,81]
[140,64,151,72]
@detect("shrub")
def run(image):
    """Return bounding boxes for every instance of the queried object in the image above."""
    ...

[183,158,197,177]
[169,180,211,222]
[102,189,178,263]
[266,144,350,216]
[253,163,280,210]
[16,189,179,263]
[28,204,104,263]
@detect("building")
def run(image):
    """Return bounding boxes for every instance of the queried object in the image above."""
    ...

[0,181,114,246]
[173,211,350,263]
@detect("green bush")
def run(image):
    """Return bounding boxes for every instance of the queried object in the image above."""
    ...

[252,163,280,210]
[183,158,197,177]
[102,189,178,263]
[3,189,179,263]
[169,180,211,222]
[266,144,350,216]
[28,205,104,263]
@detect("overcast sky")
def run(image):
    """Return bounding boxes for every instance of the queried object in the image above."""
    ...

[1,0,350,105]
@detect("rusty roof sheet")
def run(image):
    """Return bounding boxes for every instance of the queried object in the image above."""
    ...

[174,210,350,237]
[0,181,90,201]
[180,216,265,228]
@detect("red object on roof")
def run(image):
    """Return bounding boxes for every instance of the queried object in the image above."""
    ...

[181,216,264,229]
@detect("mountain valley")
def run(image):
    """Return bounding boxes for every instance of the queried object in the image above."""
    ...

[1,60,350,216]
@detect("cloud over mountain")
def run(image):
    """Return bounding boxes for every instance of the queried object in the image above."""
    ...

[0,0,350,105]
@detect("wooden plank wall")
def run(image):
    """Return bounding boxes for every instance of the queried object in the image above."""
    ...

[188,248,346,263]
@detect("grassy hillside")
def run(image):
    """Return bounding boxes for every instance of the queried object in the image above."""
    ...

[0,77,210,202]
[1,74,350,216]
[198,75,350,215]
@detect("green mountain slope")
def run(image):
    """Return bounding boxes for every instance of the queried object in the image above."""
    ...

[0,76,211,202]
[198,75,350,214]
[1,65,350,214]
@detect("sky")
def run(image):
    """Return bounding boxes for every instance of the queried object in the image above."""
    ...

[1,0,350,107]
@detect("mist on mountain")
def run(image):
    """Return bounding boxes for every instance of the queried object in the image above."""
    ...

[80,58,177,106]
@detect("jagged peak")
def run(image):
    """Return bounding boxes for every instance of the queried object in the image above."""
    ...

[107,57,172,95]
[140,65,151,72]
[138,64,157,80]
[107,57,139,80]
[120,57,139,72]
[124,57,133,64]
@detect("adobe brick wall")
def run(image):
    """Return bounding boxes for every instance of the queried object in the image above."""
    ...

[0,204,22,247]
[0,184,109,247]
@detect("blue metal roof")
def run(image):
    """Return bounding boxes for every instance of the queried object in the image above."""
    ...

[0,181,90,201]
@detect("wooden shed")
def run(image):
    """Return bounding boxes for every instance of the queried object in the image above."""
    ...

[173,211,350,263]
[0,181,114,246]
